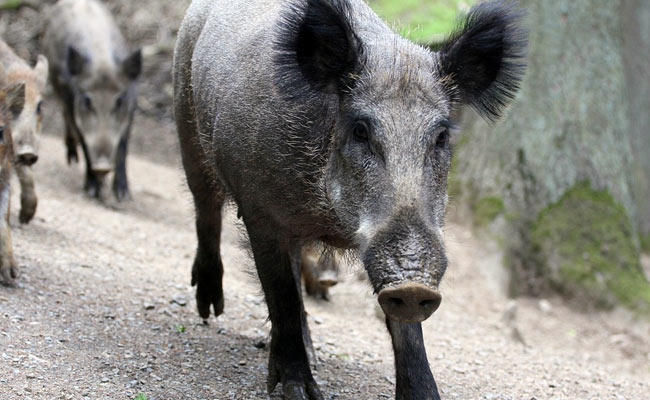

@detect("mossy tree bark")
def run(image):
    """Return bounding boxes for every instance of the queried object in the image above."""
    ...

[452,0,650,310]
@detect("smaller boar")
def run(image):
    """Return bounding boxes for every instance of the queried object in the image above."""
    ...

[301,245,340,301]
[0,39,48,224]
[43,0,141,200]
[0,80,24,284]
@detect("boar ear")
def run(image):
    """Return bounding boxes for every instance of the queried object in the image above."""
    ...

[438,1,527,121]
[67,46,86,76]
[122,49,142,81]
[275,0,362,97]
[4,82,26,118]
[34,54,49,89]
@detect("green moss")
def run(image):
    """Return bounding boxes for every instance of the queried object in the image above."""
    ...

[531,182,650,312]
[0,0,22,10]
[472,196,505,227]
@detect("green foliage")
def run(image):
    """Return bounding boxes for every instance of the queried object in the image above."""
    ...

[175,324,186,333]
[472,196,505,227]
[134,394,148,400]
[0,0,22,10]
[641,234,650,254]
[531,182,650,312]
[370,0,475,43]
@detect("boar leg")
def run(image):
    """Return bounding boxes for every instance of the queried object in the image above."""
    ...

[188,182,225,319]
[246,226,322,400]
[78,135,102,198]
[386,320,440,400]
[176,85,225,319]
[293,246,317,366]
[83,157,102,198]
[63,109,79,164]
[112,134,130,201]
[301,254,322,298]
[0,185,18,284]
[15,164,37,224]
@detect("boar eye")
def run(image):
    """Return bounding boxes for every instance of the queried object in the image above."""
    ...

[36,101,43,116]
[435,129,450,149]
[352,120,369,142]
[0,126,4,141]
[82,94,93,111]
[115,94,124,110]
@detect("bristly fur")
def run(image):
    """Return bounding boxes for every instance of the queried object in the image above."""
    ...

[437,0,527,121]
[273,0,364,100]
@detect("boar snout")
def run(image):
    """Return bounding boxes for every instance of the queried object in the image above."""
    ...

[16,141,38,166]
[361,208,447,322]
[378,283,441,322]
[92,157,112,178]
[16,150,38,166]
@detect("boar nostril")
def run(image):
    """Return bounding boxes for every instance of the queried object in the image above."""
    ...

[388,297,404,306]
[18,153,38,166]
[419,299,439,309]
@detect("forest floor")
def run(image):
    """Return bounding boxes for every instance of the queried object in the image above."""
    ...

[2,1,650,399]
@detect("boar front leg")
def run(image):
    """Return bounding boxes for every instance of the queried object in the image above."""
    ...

[386,320,440,400]
[78,137,102,198]
[112,134,130,201]
[246,224,322,400]
[0,185,17,283]
[63,109,79,164]
[83,160,102,198]
[15,164,37,224]
[189,182,225,319]
[178,128,225,318]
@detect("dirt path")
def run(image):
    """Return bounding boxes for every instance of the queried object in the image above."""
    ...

[1,134,649,400]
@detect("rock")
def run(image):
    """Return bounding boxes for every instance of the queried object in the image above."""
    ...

[171,296,187,307]
[538,299,552,314]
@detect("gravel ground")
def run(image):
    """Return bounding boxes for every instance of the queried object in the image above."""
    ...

[2,1,650,399]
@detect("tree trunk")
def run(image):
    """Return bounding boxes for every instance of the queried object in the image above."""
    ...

[452,0,650,310]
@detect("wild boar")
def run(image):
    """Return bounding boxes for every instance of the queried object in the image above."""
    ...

[43,0,141,200]
[301,244,340,301]
[173,0,526,398]
[0,80,24,284]
[0,39,48,224]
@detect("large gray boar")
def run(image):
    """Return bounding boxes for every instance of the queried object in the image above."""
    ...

[43,0,141,200]
[0,39,48,224]
[173,0,526,398]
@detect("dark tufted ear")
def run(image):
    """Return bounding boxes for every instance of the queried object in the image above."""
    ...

[438,1,527,121]
[122,49,142,81]
[275,0,363,97]
[67,46,86,76]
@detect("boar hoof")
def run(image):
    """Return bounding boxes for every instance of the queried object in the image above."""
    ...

[19,197,37,224]
[113,183,131,202]
[193,272,224,319]
[267,358,323,400]
[0,257,19,285]
[67,147,79,164]
[195,288,224,319]
[85,179,102,199]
